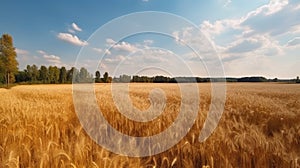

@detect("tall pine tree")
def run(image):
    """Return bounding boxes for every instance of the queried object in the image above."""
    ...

[0,34,18,87]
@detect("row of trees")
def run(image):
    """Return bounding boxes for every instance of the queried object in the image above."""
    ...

[16,65,92,84]
[15,65,113,84]
[114,75,300,83]
[113,75,211,83]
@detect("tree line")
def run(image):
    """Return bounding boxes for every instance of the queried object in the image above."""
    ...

[14,66,112,84]
[16,65,91,84]
[10,65,112,84]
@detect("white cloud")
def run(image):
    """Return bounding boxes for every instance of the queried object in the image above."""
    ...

[143,40,154,45]
[223,0,232,7]
[37,50,46,55]
[135,49,174,64]
[113,41,138,52]
[142,0,149,2]
[105,38,138,53]
[16,49,72,69]
[57,33,88,46]
[198,0,300,43]
[105,49,112,55]
[200,19,242,43]
[93,48,103,54]
[266,0,289,15]
[15,48,29,55]
[172,26,217,55]
[242,0,288,19]
[71,22,82,32]
[68,28,76,34]
[286,37,300,47]
[224,35,283,58]
[15,49,37,69]
[105,55,126,63]
[43,55,61,64]
[241,0,299,36]
[37,50,62,65]
[196,0,299,62]
[106,38,116,46]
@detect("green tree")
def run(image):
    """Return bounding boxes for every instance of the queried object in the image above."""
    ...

[26,64,39,82]
[95,70,101,83]
[48,66,60,84]
[26,65,32,81]
[59,67,67,84]
[67,67,79,83]
[79,67,88,82]
[0,34,18,87]
[39,65,48,83]
[103,72,109,83]
[53,66,60,84]
[0,53,4,84]
[31,64,39,82]
[15,71,27,83]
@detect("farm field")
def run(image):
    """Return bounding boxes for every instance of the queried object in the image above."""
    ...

[0,83,299,167]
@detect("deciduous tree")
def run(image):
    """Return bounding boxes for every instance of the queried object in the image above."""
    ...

[0,34,18,87]
[59,67,67,84]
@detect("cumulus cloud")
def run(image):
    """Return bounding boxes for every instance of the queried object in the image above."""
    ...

[57,33,88,46]
[105,55,126,63]
[113,41,138,52]
[37,50,62,65]
[105,38,139,53]
[43,55,61,64]
[241,0,299,36]
[199,0,300,41]
[200,19,241,38]
[224,35,283,58]
[105,49,112,55]
[15,49,36,69]
[244,0,288,16]
[172,26,217,56]
[139,49,174,63]
[106,38,116,46]
[195,0,300,63]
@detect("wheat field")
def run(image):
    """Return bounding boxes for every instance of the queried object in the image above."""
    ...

[0,83,299,167]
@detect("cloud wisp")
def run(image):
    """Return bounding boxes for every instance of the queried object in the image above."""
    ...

[37,50,62,65]
[57,33,88,46]
[71,23,82,32]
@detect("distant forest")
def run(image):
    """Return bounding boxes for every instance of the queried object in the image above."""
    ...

[12,65,300,84]
[1,34,299,87]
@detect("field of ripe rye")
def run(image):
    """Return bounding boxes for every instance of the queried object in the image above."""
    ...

[0,83,299,167]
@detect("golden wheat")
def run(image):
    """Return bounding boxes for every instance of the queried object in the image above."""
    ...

[0,83,299,167]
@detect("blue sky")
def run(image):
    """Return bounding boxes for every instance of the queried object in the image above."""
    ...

[0,0,299,78]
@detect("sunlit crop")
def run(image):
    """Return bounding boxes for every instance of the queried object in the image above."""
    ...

[0,83,299,167]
